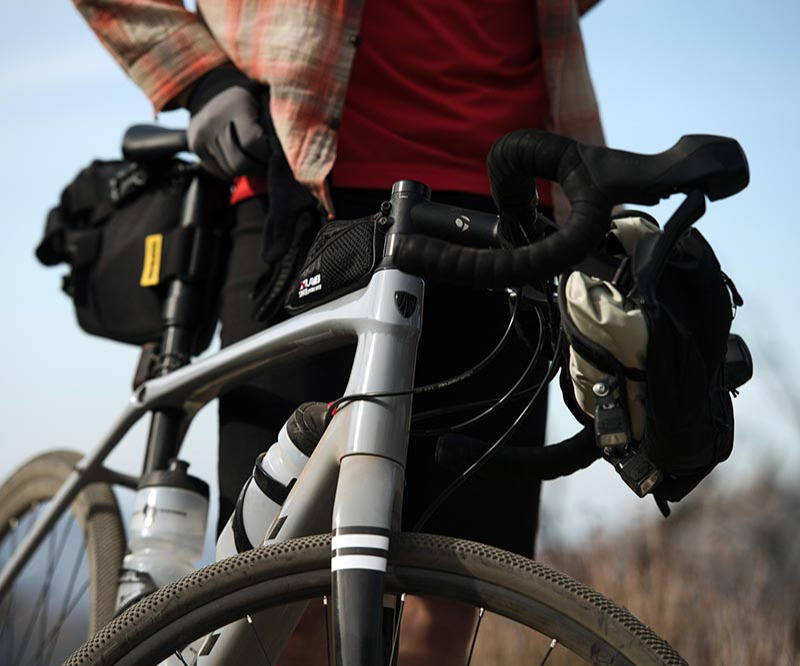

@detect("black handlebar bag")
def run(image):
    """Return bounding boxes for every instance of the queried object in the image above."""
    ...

[558,211,751,505]
[36,159,228,353]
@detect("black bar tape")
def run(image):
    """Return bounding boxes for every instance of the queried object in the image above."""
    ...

[434,426,600,481]
[393,130,612,288]
[392,130,748,289]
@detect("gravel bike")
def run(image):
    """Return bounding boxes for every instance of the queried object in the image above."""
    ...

[0,125,749,665]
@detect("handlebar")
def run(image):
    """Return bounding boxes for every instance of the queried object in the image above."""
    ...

[119,124,750,292]
[392,129,749,288]
[122,125,188,162]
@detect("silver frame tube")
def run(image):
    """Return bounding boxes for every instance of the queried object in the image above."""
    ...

[0,268,424,660]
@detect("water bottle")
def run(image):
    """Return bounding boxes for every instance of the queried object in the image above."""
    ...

[216,402,328,559]
[116,459,209,612]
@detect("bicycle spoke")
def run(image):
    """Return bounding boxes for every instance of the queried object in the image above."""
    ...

[13,509,77,665]
[36,580,89,663]
[246,614,274,666]
[323,596,331,666]
[0,514,24,649]
[44,521,88,652]
[38,514,61,658]
[18,512,71,664]
[36,526,91,666]
[388,592,407,666]
[465,607,484,666]
[11,506,58,665]
[186,638,206,666]
[173,650,191,666]
[537,638,557,665]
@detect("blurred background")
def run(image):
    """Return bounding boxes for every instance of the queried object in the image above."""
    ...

[1,0,798,662]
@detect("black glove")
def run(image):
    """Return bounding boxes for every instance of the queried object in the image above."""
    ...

[186,68,272,180]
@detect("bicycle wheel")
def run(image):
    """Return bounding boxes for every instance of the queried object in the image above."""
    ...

[68,532,686,665]
[0,450,126,666]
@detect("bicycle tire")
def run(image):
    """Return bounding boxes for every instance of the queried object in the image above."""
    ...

[68,532,686,665]
[0,450,125,666]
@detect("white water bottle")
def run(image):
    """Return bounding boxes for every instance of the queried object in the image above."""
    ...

[216,402,328,559]
[116,459,209,612]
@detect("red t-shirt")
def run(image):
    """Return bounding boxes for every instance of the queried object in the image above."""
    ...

[333,0,552,205]
[233,0,552,206]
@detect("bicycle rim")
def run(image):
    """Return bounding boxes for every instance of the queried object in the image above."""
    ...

[0,450,125,666]
[68,532,686,665]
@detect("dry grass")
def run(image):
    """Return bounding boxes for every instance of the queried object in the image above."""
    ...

[469,478,799,665]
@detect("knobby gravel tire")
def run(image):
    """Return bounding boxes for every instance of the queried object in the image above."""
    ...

[68,532,686,665]
[0,450,125,655]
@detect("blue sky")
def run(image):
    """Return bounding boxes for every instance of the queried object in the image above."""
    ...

[1,0,798,548]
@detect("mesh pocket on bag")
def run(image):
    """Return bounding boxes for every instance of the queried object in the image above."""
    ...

[285,214,386,314]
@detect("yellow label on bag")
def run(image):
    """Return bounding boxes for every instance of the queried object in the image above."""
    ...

[140,234,163,287]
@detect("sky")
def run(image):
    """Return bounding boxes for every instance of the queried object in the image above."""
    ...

[1,0,799,555]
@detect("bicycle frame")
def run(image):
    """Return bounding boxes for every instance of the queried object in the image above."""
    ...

[1,176,508,663]
[0,265,425,664]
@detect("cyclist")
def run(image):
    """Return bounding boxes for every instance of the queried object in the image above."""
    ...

[71,0,606,662]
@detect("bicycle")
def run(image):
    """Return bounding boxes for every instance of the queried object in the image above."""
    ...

[0,126,749,665]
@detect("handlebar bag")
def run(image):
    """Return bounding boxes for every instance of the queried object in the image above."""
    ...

[558,212,746,503]
[36,159,225,352]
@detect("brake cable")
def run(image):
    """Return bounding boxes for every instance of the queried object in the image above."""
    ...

[325,289,521,417]
[412,330,564,532]
[410,306,545,436]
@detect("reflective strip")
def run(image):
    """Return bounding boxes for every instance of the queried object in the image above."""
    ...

[331,534,390,552]
[331,554,387,572]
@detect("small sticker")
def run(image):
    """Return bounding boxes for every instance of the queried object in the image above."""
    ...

[298,273,322,298]
[140,234,163,287]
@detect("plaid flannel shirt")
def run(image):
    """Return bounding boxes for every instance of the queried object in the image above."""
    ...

[74,0,604,212]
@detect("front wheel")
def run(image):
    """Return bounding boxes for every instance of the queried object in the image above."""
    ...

[67,532,686,665]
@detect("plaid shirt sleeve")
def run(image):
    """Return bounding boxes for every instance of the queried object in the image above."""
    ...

[537,0,606,221]
[72,0,230,111]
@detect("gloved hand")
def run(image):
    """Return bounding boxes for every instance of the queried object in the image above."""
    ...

[186,67,272,180]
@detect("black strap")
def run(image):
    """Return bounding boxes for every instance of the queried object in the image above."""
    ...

[252,459,291,505]
[232,479,256,553]
[159,227,195,282]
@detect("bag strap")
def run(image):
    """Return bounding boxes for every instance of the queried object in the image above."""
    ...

[142,226,217,286]
[632,189,706,303]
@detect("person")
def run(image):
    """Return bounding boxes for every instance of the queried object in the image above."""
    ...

[71,0,605,662]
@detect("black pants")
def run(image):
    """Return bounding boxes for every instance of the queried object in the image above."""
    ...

[217,188,547,557]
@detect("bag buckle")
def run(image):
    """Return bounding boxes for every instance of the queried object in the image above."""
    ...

[606,446,663,497]
[592,379,631,450]
[110,163,149,205]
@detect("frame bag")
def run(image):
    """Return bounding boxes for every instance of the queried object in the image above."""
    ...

[284,214,388,315]
[36,159,226,352]
[558,210,752,508]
